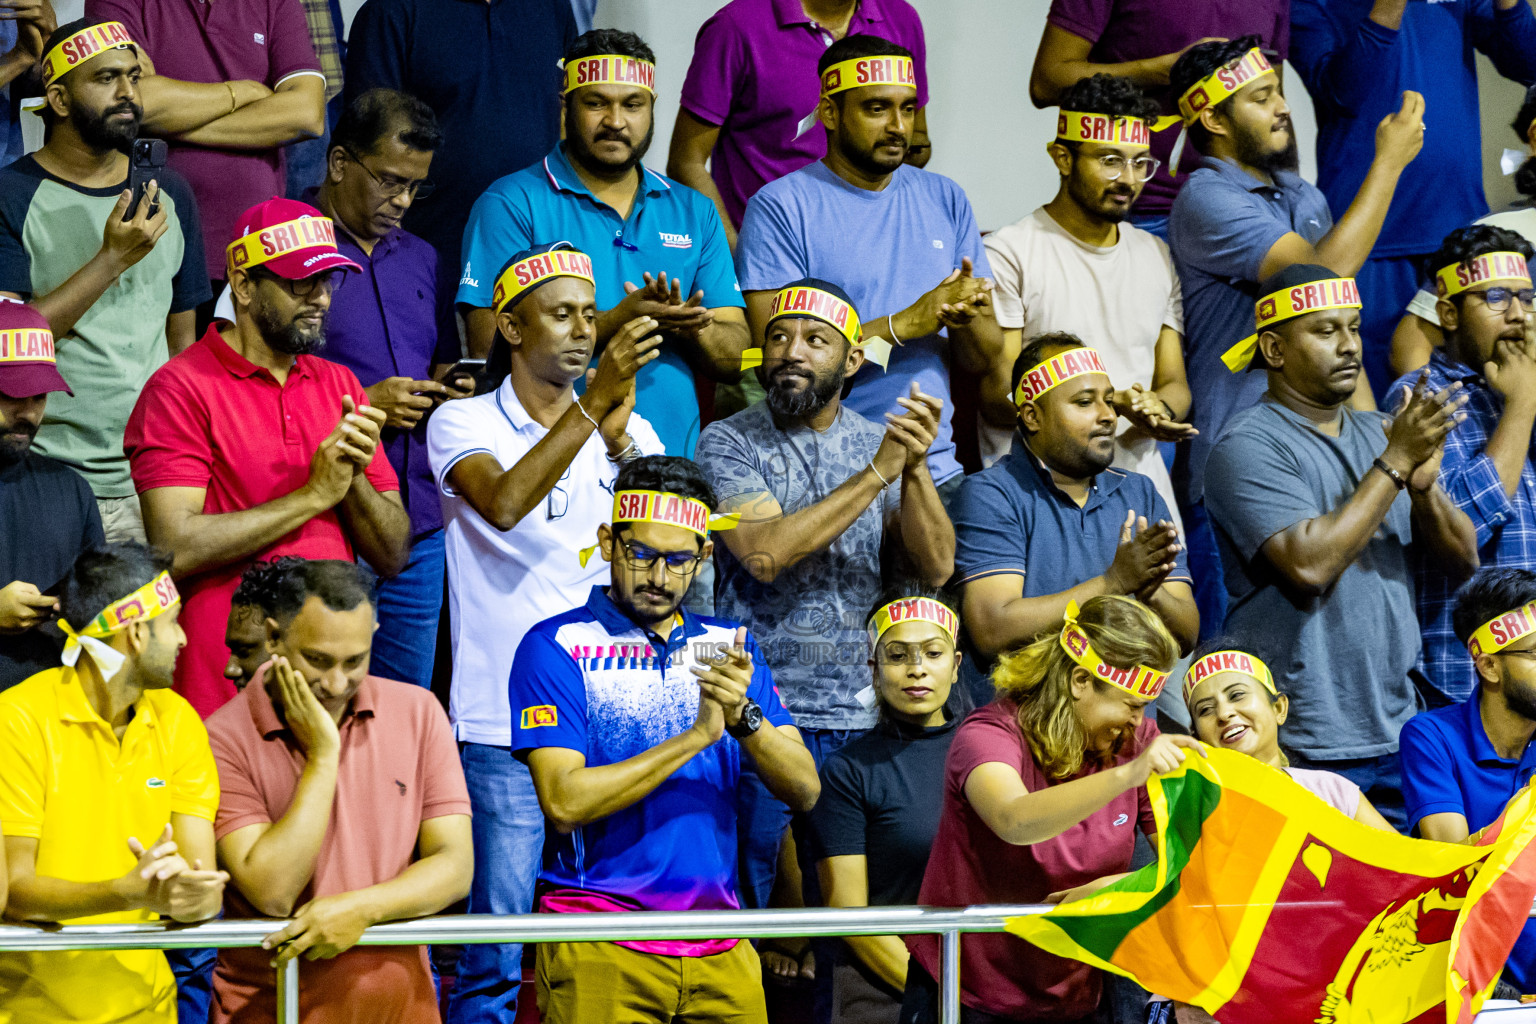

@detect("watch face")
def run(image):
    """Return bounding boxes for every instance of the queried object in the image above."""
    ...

[744,702,764,727]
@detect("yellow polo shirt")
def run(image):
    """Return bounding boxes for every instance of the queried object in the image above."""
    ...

[0,667,219,1024]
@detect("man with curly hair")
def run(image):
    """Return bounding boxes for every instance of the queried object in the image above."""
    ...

[222,556,304,691]
[981,74,1192,533]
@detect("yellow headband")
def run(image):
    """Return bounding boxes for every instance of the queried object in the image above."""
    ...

[1435,252,1532,299]
[57,571,180,678]
[1056,111,1180,150]
[1059,601,1170,700]
[0,326,56,364]
[42,21,135,86]
[867,597,958,646]
[227,216,340,273]
[578,490,741,567]
[1182,650,1276,704]
[563,54,656,95]
[1177,48,1276,125]
[1221,276,1362,372]
[742,284,889,371]
[820,55,916,97]
[1012,346,1109,406]
[1469,602,1536,658]
[493,248,595,314]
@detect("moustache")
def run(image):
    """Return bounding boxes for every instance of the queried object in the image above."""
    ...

[2,420,38,439]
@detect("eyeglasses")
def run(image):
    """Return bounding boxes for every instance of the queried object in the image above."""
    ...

[546,468,570,521]
[252,267,345,299]
[1091,153,1161,183]
[619,539,702,576]
[343,149,436,200]
[1499,648,1536,660]
[1467,287,1536,314]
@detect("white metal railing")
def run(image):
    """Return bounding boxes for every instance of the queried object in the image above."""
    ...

[0,904,1048,1024]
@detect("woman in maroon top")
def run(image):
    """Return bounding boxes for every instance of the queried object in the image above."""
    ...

[900,595,1204,1024]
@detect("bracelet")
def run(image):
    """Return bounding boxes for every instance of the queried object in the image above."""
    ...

[868,460,893,488]
[573,398,601,433]
[607,440,640,463]
[1372,457,1407,491]
[888,314,903,346]
[225,82,237,115]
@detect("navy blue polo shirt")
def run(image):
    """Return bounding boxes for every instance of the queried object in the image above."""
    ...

[457,143,743,458]
[1400,691,1536,988]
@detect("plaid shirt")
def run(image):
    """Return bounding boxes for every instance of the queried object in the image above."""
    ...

[298,0,343,100]
[1397,349,1536,701]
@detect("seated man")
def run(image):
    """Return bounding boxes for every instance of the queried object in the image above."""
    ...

[514,455,819,1024]
[1401,566,1536,996]
[957,332,1197,700]
[1206,264,1478,827]
[0,542,225,1023]
[223,556,301,691]
[1388,228,1536,704]
[206,558,472,1023]
[0,300,103,690]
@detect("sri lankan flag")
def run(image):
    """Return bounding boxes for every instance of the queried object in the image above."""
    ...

[1007,749,1536,1024]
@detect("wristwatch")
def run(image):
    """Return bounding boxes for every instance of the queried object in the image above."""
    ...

[726,699,764,740]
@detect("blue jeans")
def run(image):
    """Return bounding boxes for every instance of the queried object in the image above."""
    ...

[1291,751,1406,832]
[370,529,445,688]
[446,743,545,1024]
[168,945,215,1024]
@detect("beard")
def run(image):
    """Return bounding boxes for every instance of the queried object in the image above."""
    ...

[253,299,327,355]
[73,98,141,155]
[0,418,36,462]
[764,362,844,418]
[1234,115,1299,173]
[568,118,655,177]
[835,129,906,178]
[1506,678,1536,723]
[1068,173,1137,224]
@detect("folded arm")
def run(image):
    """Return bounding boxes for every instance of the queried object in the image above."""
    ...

[167,74,325,149]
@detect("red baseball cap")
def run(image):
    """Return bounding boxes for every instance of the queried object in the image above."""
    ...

[225,197,362,280]
[0,299,71,398]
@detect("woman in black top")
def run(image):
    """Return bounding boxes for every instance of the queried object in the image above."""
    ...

[808,585,965,1024]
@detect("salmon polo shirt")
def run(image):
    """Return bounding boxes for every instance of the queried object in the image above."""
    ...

[205,670,471,1024]
[124,326,400,719]
[0,667,219,1024]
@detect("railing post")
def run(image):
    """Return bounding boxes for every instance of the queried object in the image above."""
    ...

[275,957,299,1023]
[939,928,961,1024]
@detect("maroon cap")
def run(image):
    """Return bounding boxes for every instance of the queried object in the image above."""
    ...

[0,299,71,398]
[225,197,362,280]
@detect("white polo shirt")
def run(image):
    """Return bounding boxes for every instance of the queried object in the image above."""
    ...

[427,376,663,745]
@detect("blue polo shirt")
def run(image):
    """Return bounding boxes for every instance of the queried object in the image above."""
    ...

[457,143,743,458]
[1168,156,1333,503]
[510,586,792,938]
[1400,692,1536,988]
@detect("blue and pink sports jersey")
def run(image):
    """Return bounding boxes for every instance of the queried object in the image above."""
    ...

[510,585,791,956]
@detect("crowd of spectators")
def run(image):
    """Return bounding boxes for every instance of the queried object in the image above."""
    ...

[4,0,1536,1023]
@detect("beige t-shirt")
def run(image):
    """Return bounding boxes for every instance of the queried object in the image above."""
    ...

[981,207,1185,529]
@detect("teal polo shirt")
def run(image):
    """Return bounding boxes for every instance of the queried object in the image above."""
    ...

[457,143,743,457]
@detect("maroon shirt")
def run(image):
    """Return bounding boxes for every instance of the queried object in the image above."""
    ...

[908,700,1157,1019]
[85,0,323,280]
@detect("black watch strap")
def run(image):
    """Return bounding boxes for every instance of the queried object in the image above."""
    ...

[726,699,763,740]
[1373,457,1408,490]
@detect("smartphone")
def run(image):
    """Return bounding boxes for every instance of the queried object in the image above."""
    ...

[442,358,486,385]
[124,138,167,221]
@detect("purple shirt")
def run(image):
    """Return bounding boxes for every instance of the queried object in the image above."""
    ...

[86,0,323,280]
[1045,0,1289,217]
[678,0,928,228]
[313,201,459,538]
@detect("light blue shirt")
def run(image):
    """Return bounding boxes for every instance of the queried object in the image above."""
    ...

[457,143,743,458]
[735,160,991,484]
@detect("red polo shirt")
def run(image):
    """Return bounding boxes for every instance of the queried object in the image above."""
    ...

[124,326,399,718]
[206,670,470,1024]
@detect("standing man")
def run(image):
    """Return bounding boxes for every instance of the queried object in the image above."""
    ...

[304,87,469,689]
[85,0,327,294]
[695,278,953,909]
[427,242,663,1024]
[0,19,210,542]
[1400,567,1536,994]
[983,73,1193,527]
[667,0,931,246]
[207,559,472,1023]
[0,543,226,1023]
[1205,264,1478,826]
[125,197,409,719]
[1388,228,1536,704]
[515,455,819,1024]
[1028,0,1289,238]
[736,34,1002,502]
[1290,0,1536,397]
[458,29,748,460]
[0,301,102,691]
[344,0,575,304]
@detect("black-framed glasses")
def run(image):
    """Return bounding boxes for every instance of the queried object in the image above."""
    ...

[251,266,344,299]
[619,539,702,576]
[1093,153,1160,183]
[1467,286,1536,314]
[1499,648,1536,660]
[343,149,436,200]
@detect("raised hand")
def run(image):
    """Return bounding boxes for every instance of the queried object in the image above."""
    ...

[1381,369,1467,479]
[1374,90,1426,172]
[102,181,170,273]
[1113,384,1199,443]
[619,272,714,339]
[1105,511,1181,597]
[270,655,340,760]
[0,581,57,632]
[691,627,754,730]
[584,316,663,418]
[364,377,450,430]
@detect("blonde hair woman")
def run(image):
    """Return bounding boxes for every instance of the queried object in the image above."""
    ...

[900,595,1205,1024]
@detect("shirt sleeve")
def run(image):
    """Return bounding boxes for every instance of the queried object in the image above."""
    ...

[167,698,219,821]
[208,713,273,840]
[456,187,536,309]
[677,8,745,126]
[1169,175,1295,285]
[744,630,793,728]
[983,229,1026,330]
[1043,0,1111,44]
[0,170,37,297]
[1287,0,1404,118]
[509,627,588,756]
[1398,714,1467,834]
[735,187,811,293]
[124,376,214,492]
[1470,0,1536,90]
[342,0,408,103]
[164,172,212,313]
[267,0,324,85]
[953,471,1028,582]
[806,749,868,861]
[948,179,991,279]
[415,691,473,819]
[1432,402,1517,549]
[81,474,106,549]
[1156,238,1184,334]
[1203,424,1322,560]
[690,194,744,310]
[949,709,1028,798]
[428,398,505,495]
[0,700,46,839]
[694,420,768,505]
[1405,288,1439,323]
